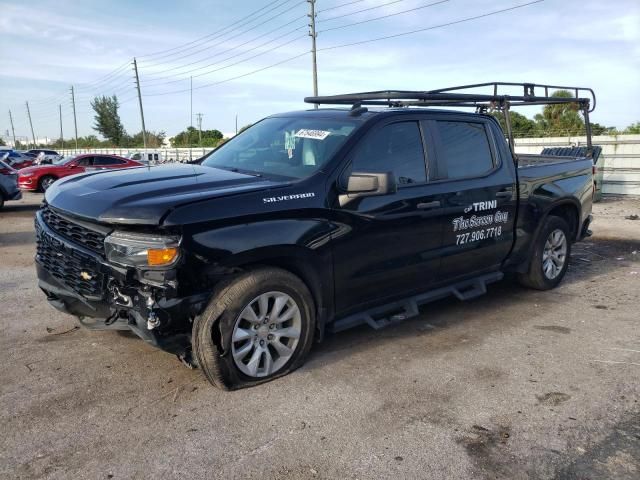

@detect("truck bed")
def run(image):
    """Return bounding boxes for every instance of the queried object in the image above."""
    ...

[517,153,591,168]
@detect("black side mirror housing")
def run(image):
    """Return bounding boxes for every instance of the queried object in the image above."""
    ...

[339,171,396,206]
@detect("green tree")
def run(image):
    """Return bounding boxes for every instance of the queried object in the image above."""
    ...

[533,90,585,136]
[590,122,617,135]
[170,126,223,147]
[124,130,166,148]
[91,95,126,145]
[490,111,540,137]
[0,137,5,146]
[623,122,640,134]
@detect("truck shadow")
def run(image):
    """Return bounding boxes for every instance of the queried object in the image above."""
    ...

[307,236,639,372]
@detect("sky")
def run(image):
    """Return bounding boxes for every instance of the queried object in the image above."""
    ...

[0,0,639,144]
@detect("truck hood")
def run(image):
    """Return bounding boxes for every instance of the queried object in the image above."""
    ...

[45,163,287,225]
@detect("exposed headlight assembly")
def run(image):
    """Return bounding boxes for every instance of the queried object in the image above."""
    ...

[104,231,180,268]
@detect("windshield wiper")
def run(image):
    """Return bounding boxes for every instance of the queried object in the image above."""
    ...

[214,165,262,177]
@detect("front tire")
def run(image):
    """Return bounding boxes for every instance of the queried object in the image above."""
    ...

[39,175,56,192]
[518,215,572,290]
[193,267,315,390]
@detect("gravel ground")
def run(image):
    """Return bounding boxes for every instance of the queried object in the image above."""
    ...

[1,193,639,480]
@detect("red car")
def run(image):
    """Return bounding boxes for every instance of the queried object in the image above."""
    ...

[18,154,142,191]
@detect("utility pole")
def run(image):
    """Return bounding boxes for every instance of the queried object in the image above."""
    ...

[58,104,64,149]
[25,101,36,148]
[133,58,147,148]
[196,112,203,146]
[308,0,318,109]
[189,76,193,159]
[8,110,16,147]
[235,114,238,135]
[70,86,78,150]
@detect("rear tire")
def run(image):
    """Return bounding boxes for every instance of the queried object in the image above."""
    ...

[193,267,315,390]
[39,175,56,192]
[518,215,571,290]
[0,193,4,210]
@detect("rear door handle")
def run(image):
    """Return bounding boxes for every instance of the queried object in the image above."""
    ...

[417,200,441,210]
[495,190,512,198]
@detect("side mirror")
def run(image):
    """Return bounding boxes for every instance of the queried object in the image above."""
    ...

[69,163,79,168]
[339,171,396,206]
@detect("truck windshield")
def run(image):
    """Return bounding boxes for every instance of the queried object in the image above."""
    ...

[202,117,360,179]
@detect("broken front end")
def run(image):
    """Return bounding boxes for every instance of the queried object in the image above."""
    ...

[34,204,207,364]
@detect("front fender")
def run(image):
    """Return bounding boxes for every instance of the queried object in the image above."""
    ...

[183,218,336,330]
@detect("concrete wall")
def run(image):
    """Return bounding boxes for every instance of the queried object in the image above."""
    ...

[515,135,640,196]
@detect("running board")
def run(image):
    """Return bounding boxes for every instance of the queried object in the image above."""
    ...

[329,272,503,333]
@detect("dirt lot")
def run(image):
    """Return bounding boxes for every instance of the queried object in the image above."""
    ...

[1,193,639,480]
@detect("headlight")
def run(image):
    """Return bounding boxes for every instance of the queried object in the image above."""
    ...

[104,231,180,268]
[20,172,35,177]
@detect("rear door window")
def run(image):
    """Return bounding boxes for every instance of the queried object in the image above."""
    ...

[349,121,427,186]
[433,121,494,179]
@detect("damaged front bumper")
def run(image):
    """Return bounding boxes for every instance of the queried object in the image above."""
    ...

[34,211,208,358]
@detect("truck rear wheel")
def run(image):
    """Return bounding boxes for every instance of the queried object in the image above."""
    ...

[193,267,315,390]
[518,215,571,290]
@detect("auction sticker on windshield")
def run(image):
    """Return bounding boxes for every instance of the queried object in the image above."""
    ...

[294,129,331,140]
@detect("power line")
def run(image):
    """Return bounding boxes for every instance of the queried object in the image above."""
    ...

[77,60,133,89]
[138,0,295,59]
[140,18,307,83]
[316,0,366,14]
[318,0,449,33]
[143,50,310,97]
[141,34,307,89]
[76,70,133,94]
[317,0,408,22]
[318,0,544,51]
[139,0,303,66]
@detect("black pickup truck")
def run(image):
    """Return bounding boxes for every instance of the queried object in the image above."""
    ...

[35,83,596,389]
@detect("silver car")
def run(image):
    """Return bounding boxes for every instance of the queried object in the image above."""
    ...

[0,154,22,210]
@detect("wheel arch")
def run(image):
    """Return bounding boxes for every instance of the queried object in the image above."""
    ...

[212,245,332,342]
[542,199,581,242]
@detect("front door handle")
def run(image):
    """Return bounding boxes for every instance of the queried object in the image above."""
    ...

[417,200,441,210]
[495,190,513,198]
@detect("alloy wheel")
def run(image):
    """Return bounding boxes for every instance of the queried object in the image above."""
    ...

[41,177,55,190]
[231,291,302,378]
[542,228,567,280]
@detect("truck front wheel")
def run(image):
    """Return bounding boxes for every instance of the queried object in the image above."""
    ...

[518,215,572,290]
[193,267,316,389]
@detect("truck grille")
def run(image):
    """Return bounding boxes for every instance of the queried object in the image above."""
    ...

[41,205,108,255]
[36,220,105,299]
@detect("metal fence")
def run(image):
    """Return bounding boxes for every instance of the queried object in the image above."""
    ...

[57,147,212,163]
